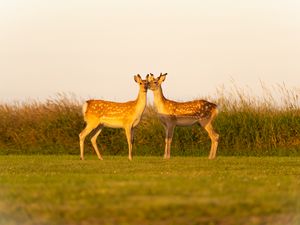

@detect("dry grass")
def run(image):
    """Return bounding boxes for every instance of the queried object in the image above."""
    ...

[0,84,299,156]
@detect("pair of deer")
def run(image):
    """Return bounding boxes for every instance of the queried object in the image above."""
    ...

[79,73,219,161]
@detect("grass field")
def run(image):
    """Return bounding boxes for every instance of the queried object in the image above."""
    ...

[0,155,299,225]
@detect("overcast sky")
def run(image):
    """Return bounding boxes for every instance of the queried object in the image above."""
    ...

[0,0,299,102]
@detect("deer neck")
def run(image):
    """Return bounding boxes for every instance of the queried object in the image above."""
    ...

[135,88,147,114]
[153,86,166,113]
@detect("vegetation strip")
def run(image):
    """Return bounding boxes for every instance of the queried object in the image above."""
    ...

[0,83,299,156]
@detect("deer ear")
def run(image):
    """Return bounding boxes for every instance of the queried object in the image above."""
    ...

[134,74,141,83]
[158,73,167,83]
[147,74,154,81]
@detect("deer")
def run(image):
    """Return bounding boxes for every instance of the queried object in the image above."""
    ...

[79,74,149,161]
[147,73,219,159]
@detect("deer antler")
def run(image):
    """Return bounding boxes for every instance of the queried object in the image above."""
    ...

[159,73,168,78]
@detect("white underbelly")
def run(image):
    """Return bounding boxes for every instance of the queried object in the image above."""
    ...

[101,118,124,128]
[159,114,199,126]
[176,117,198,126]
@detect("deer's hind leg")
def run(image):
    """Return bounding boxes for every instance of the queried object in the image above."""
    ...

[79,120,100,160]
[199,119,219,160]
[205,123,219,159]
[90,125,104,160]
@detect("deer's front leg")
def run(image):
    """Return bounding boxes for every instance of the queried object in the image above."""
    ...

[125,126,134,161]
[162,123,168,158]
[164,124,175,159]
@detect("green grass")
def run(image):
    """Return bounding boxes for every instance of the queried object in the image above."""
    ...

[0,155,300,225]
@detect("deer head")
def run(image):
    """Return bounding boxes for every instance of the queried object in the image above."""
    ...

[147,73,167,91]
[134,74,149,92]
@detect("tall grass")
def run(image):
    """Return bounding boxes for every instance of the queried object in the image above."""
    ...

[214,82,300,155]
[0,84,299,156]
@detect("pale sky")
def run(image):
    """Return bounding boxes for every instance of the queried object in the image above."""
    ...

[0,0,300,102]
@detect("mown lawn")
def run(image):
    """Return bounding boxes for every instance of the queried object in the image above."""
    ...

[0,155,299,225]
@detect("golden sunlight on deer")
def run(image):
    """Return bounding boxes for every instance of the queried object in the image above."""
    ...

[147,73,219,159]
[79,74,149,160]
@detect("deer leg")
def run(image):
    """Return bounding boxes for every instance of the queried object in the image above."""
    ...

[164,138,168,159]
[79,122,99,160]
[202,122,219,159]
[90,125,103,160]
[164,124,175,159]
[125,126,134,161]
[131,128,135,145]
[163,125,168,158]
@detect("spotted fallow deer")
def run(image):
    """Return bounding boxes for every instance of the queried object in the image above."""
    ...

[79,74,149,161]
[147,73,219,159]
